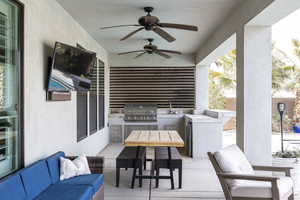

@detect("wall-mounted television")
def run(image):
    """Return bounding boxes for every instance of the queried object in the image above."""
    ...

[47,42,96,92]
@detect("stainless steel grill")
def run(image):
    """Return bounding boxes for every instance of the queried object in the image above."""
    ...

[124,104,157,122]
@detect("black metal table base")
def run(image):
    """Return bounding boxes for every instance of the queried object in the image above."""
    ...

[131,146,175,199]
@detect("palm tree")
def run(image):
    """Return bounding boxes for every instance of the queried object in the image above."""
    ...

[290,39,300,124]
[209,50,236,109]
[209,46,295,109]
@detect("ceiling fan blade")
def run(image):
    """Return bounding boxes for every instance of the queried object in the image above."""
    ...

[118,50,145,55]
[152,27,176,42]
[100,24,141,30]
[158,23,198,31]
[157,49,182,55]
[154,51,171,59]
[120,27,144,41]
[134,52,147,59]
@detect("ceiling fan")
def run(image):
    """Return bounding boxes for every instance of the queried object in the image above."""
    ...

[118,38,182,59]
[100,7,198,42]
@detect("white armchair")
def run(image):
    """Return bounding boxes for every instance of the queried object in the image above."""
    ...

[208,145,294,200]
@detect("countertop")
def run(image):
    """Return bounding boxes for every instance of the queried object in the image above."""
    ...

[184,114,221,123]
[109,113,185,118]
[109,113,220,122]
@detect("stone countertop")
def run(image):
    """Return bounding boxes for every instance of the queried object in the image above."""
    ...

[109,113,220,122]
[109,113,185,118]
[184,114,222,123]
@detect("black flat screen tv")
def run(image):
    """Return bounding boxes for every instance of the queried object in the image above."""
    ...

[47,42,96,92]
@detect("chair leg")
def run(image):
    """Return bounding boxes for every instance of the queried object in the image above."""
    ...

[155,168,160,188]
[116,167,120,187]
[139,165,143,187]
[144,155,147,170]
[179,166,182,189]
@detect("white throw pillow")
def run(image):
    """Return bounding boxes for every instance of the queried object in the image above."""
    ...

[73,155,91,176]
[60,155,91,181]
[214,144,254,187]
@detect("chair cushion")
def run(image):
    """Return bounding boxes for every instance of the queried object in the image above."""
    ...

[0,174,27,200]
[59,174,104,194]
[214,144,254,187]
[35,184,93,200]
[46,151,65,183]
[231,176,293,198]
[20,160,52,199]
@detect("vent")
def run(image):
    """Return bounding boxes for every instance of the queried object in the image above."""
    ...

[110,67,195,108]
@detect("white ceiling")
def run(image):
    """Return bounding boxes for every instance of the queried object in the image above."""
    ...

[56,0,243,54]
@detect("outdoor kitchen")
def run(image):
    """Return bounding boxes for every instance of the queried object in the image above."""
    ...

[109,104,233,159]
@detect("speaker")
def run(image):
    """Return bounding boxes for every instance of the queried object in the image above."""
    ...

[47,91,71,101]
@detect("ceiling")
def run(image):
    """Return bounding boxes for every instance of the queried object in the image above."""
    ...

[56,0,243,54]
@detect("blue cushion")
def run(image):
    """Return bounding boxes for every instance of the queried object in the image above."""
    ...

[59,174,104,194]
[35,184,93,200]
[0,174,27,200]
[46,151,65,183]
[20,160,52,199]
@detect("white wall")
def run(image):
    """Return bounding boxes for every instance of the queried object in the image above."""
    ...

[20,0,110,165]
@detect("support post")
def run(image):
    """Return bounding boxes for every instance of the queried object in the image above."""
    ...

[195,65,209,113]
[236,25,272,165]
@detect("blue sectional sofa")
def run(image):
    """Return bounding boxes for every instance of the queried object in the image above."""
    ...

[0,152,104,200]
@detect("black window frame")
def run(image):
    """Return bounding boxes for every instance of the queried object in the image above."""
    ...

[77,91,88,142]
[98,59,105,130]
[0,0,25,179]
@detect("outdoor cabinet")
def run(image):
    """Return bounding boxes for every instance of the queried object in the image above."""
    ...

[184,115,223,159]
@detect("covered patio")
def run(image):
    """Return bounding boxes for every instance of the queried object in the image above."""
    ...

[99,144,300,200]
[2,0,300,200]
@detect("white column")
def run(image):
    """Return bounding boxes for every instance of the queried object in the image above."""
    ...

[195,65,209,113]
[236,26,272,165]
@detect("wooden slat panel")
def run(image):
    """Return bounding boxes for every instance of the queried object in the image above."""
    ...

[110,66,195,108]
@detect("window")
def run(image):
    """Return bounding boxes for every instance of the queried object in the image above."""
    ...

[77,92,88,141]
[76,44,105,138]
[0,0,23,178]
[89,59,97,134]
[110,67,195,108]
[98,60,105,130]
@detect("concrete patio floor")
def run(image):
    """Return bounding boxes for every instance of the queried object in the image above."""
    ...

[99,141,300,200]
[223,130,300,153]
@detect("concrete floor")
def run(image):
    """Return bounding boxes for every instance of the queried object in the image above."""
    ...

[99,143,300,200]
[223,130,300,152]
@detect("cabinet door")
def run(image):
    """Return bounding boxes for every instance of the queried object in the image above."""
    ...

[159,118,184,139]
[0,0,23,178]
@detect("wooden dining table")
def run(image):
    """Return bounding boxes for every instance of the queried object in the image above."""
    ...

[124,130,184,194]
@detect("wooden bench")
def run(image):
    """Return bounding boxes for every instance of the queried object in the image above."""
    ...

[116,147,146,188]
[154,147,182,188]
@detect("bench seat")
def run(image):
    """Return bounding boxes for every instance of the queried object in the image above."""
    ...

[154,147,182,188]
[116,147,146,188]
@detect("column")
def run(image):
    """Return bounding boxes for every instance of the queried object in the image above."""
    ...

[236,25,272,165]
[195,64,209,113]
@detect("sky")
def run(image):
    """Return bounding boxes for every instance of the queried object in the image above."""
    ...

[273,8,300,66]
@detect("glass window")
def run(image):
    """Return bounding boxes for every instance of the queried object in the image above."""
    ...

[77,92,88,141]
[89,59,97,134]
[0,0,23,178]
[98,60,105,130]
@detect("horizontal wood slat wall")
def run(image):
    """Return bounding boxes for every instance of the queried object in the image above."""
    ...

[110,67,195,108]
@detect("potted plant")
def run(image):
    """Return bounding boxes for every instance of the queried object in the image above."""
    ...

[273,149,300,164]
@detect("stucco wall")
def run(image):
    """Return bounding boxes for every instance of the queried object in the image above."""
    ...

[20,0,110,165]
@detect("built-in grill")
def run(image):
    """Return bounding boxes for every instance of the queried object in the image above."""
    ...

[124,104,157,122]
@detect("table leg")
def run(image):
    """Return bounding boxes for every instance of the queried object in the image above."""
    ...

[168,147,175,189]
[131,146,140,189]
[149,159,155,200]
